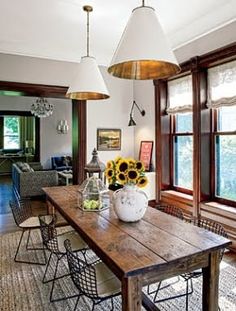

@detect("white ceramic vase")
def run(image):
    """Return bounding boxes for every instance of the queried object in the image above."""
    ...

[113,184,148,222]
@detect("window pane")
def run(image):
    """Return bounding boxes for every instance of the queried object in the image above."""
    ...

[218,106,236,132]
[3,117,20,149]
[175,113,192,133]
[174,136,193,190]
[215,135,236,201]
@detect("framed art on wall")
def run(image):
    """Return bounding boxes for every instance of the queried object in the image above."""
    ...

[139,141,153,171]
[97,129,121,151]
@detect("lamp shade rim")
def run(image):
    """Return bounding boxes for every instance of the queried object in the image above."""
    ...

[65,91,110,100]
[108,60,181,80]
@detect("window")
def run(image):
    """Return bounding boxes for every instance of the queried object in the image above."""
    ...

[168,75,193,193]
[173,113,193,191]
[208,60,236,204]
[214,106,236,202]
[3,116,20,149]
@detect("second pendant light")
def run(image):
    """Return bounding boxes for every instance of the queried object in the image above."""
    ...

[66,5,110,100]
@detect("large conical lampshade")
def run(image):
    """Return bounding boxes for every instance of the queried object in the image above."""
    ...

[108,5,180,80]
[66,56,109,100]
[66,5,110,100]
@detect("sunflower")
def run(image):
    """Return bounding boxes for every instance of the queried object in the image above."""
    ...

[127,169,139,182]
[105,168,115,179]
[106,160,113,169]
[135,161,144,171]
[117,172,127,185]
[114,156,122,164]
[127,158,136,168]
[117,159,129,173]
[137,176,148,188]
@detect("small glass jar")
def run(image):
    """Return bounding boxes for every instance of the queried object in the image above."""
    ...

[78,176,110,211]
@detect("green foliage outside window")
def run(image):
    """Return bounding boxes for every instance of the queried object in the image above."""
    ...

[3,116,20,149]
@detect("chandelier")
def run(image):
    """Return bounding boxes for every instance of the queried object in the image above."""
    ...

[31,98,53,118]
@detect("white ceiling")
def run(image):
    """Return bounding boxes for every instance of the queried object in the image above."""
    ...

[0,0,235,65]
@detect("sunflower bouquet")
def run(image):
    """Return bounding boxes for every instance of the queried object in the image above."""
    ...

[105,156,148,188]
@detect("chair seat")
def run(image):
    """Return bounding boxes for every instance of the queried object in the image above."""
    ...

[20,215,53,228]
[95,262,121,298]
[58,231,87,253]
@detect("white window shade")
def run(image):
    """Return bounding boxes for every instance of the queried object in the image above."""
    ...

[207,60,236,108]
[167,75,193,114]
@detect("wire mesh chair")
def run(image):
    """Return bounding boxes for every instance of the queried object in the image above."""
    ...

[9,199,49,265]
[64,239,121,311]
[39,214,89,303]
[149,215,228,311]
[147,205,184,299]
[181,217,228,310]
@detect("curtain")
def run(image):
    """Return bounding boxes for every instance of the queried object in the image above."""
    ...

[19,117,35,151]
[207,60,236,108]
[166,75,193,114]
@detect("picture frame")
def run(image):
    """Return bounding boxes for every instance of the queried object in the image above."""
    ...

[97,129,121,151]
[139,141,153,171]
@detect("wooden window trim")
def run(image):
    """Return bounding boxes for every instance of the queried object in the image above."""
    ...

[154,42,236,215]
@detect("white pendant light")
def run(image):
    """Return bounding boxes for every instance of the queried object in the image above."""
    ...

[66,5,109,100]
[108,0,180,80]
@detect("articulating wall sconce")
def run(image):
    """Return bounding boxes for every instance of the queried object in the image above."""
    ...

[128,101,145,126]
[57,120,69,134]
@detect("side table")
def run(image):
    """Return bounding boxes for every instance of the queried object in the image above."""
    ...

[58,170,73,186]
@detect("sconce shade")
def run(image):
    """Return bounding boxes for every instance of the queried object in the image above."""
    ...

[66,56,110,100]
[108,6,180,80]
[128,116,137,127]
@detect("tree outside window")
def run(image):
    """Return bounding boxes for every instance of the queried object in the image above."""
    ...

[3,116,20,149]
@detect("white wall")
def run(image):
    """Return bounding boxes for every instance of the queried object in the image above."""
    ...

[0,54,135,167]
[87,67,134,164]
[0,95,72,168]
[133,80,155,170]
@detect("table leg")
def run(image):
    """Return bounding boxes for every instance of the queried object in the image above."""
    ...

[202,250,220,311]
[122,276,142,311]
[46,200,55,215]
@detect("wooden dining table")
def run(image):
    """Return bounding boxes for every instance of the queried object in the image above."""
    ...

[43,185,231,311]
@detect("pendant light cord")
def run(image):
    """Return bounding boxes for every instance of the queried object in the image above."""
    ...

[86,9,90,56]
[142,0,145,6]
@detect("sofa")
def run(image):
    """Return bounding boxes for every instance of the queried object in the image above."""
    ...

[12,162,58,198]
[51,156,72,171]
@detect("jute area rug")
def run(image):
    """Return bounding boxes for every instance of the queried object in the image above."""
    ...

[0,229,236,311]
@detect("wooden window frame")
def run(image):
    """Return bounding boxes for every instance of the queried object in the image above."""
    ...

[211,108,236,207]
[154,42,236,214]
[170,114,193,195]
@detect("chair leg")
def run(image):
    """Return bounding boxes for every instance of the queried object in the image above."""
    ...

[73,295,81,311]
[14,229,46,265]
[153,281,162,302]
[42,252,53,283]
[111,297,114,311]
[91,301,96,311]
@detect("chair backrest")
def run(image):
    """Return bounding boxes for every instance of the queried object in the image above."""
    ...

[157,205,184,220]
[39,215,59,253]
[190,217,228,260]
[64,239,99,299]
[9,199,32,226]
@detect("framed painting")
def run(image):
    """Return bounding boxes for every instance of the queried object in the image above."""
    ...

[97,129,121,151]
[139,141,153,171]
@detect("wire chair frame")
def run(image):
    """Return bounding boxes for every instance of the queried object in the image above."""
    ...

[157,204,184,220]
[9,199,47,265]
[39,215,88,303]
[150,215,228,311]
[64,239,119,311]
[189,217,228,261]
